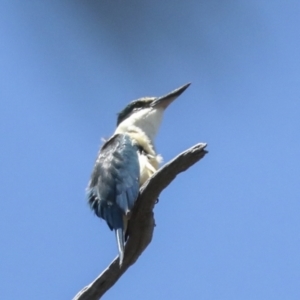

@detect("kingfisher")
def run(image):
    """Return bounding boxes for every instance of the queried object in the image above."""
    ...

[86,83,190,265]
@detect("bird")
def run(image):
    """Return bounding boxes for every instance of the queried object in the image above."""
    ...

[86,83,190,265]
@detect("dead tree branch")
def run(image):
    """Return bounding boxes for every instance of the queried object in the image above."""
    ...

[73,143,208,300]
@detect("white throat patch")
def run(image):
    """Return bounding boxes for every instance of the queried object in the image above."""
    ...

[115,107,164,143]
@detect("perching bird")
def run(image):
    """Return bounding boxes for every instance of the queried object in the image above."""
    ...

[86,83,190,265]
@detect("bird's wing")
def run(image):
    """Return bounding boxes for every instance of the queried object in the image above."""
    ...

[87,133,140,231]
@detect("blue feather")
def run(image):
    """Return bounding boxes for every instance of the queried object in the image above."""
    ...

[86,133,140,264]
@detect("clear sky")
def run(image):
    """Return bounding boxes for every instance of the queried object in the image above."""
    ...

[1,1,300,299]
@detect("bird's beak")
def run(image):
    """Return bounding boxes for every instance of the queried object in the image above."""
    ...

[150,83,191,109]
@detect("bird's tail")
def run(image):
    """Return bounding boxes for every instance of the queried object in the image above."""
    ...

[115,228,125,266]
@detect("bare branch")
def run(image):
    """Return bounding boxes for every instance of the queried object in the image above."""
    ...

[73,143,208,300]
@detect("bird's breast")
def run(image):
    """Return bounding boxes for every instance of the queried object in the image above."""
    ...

[138,151,162,186]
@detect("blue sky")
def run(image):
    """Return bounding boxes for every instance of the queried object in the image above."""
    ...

[1,1,300,299]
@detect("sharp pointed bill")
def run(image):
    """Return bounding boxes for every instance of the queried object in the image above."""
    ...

[150,83,191,109]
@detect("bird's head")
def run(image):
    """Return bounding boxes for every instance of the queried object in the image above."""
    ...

[115,83,190,142]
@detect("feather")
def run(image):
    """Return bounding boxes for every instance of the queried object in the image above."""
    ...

[87,134,140,264]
